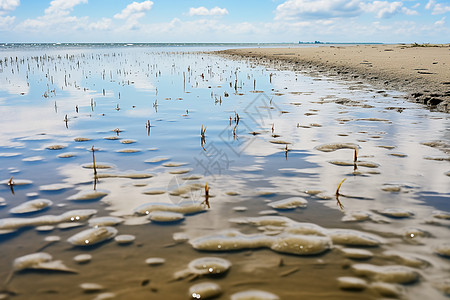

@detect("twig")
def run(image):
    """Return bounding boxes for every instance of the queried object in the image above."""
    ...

[203,183,210,208]
[8,176,14,195]
[335,178,346,210]
[91,146,97,176]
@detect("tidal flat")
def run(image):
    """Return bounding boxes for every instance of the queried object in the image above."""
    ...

[0,45,449,299]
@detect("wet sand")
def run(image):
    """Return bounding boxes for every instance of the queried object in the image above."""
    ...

[219,44,450,112]
[1,46,450,299]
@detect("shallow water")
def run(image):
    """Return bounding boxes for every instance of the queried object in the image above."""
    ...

[0,45,449,299]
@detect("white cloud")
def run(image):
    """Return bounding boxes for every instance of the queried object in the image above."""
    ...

[45,0,87,15]
[17,0,114,33]
[361,1,417,18]
[433,3,450,14]
[188,6,229,16]
[0,15,14,29]
[275,0,418,21]
[88,18,112,30]
[435,16,445,25]
[114,1,153,19]
[275,0,362,20]
[425,0,450,15]
[0,0,19,15]
[18,0,87,30]
[425,0,435,10]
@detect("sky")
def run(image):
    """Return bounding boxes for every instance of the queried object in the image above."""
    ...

[0,0,449,43]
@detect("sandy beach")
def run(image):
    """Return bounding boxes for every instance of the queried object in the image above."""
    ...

[219,44,450,112]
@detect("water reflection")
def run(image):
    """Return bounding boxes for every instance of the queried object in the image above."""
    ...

[0,46,449,299]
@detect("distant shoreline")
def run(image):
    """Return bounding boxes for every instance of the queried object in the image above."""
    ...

[217,44,450,113]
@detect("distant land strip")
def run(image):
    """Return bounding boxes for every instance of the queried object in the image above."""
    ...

[217,44,450,113]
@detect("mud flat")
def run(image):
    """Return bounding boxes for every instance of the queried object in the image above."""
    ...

[1,45,449,299]
[218,44,450,112]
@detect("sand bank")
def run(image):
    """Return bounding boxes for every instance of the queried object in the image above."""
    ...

[218,44,450,112]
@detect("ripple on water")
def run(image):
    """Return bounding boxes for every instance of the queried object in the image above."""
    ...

[80,283,104,293]
[190,230,272,252]
[432,210,450,220]
[190,228,331,256]
[0,178,33,186]
[97,172,154,179]
[328,229,384,247]
[114,234,135,245]
[169,183,204,196]
[22,156,44,162]
[73,254,92,264]
[39,183,72,192]
[339,248,374,260]
[57,152,77,158]
[188,257,231,276]
[163,162,187,167]
[88,216,124,227]
[120,139,136,144]
[375,208,414,218]
[116,149,141,153]
[104,136,119,140]
[270,234,332,255]
[370,282,405,298]
[145,156,170,163]
[93,292,116,300]
[401,227,431,243]
[189,282,222,299]
[9,199,53,214]
[82,162,115,169]
[142,189,166,195]
[269,140,291,145]
[434,243,450,258]
[342,210,390,223]
[36,225,55,232]
[268,197,308,210]
[315,143,359,152]
[351,264,420,284]
[337,276,368,291]
[169,168,192,175]
[134,201,206,216]
[46,145,67,150]
[0,211,98,235]
[44,235,61,242]
[68,190,109,201]
[328,160,379,168]
[148,211,185,223]
[230,290,280,300]
[174,256,232,280]
[382,250,430,268]
[0,152,21,157]
[145,257,166,266]
[13,252,76,273]
[381,185,402,192]
[67,226,117,246]
[74,137,92,142]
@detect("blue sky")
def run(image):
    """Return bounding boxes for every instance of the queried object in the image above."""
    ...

[0,0,449,43]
